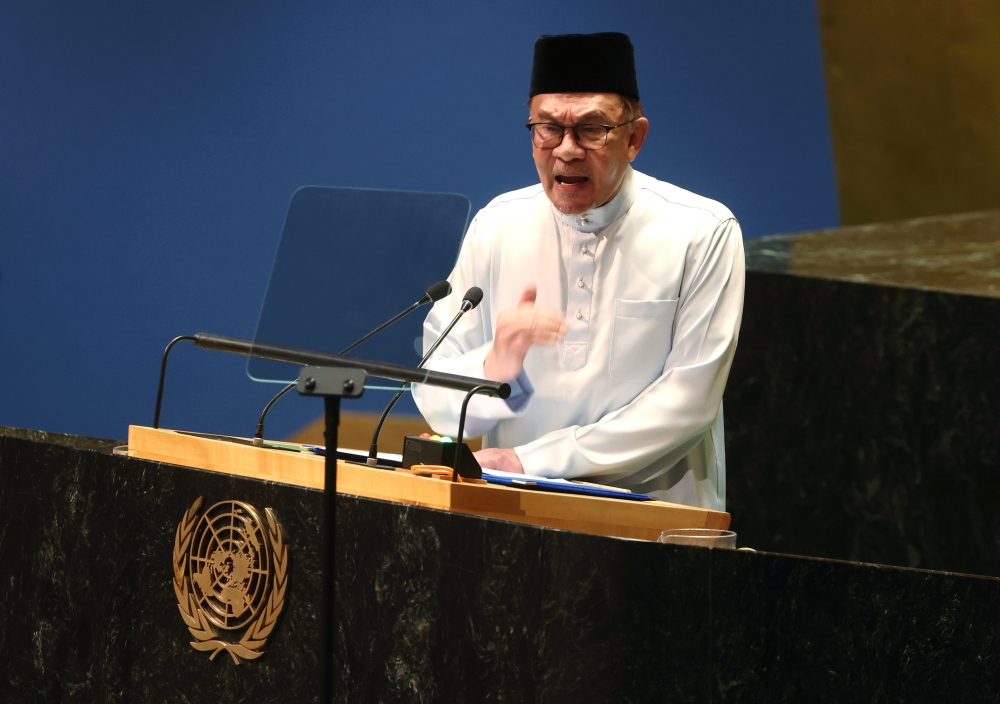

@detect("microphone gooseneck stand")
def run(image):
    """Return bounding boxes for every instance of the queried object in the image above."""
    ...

[152,335,197,428]
[188,332,509,703]
[151,281,450,438]
[367,287,483,465]
[451,384,495,479]
[252,280,452,446]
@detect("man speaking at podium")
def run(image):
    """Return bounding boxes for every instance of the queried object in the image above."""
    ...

[412,33,745,510]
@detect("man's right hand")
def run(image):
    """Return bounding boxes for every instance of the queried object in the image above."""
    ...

[484,284,567,382]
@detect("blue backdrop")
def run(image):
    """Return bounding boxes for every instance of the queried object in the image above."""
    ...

[0,1,838,441]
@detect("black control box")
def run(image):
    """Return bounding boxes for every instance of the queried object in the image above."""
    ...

[401,436,482,480]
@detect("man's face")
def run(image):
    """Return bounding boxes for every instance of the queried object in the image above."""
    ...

[529,92,648,215]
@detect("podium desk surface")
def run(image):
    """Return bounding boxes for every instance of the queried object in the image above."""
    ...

[128,425,730,542]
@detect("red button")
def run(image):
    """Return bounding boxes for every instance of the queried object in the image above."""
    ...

[419,433,431,439]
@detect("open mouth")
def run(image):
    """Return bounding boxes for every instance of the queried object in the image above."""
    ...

[555,175,589,186]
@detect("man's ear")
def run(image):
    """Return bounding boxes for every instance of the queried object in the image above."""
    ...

[628,117,649,161]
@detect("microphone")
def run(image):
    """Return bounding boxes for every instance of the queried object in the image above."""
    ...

[341,279,452,356]
[423,279,454,304]
[366,286,483,465]
[420,286,482,362]
[251,280,452,445]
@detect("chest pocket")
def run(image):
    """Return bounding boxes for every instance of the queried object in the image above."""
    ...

[610,299,679,383]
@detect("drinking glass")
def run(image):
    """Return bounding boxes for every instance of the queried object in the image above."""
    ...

[658,528,737,549]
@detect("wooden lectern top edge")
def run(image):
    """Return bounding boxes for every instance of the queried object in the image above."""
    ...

[127,425,731,541]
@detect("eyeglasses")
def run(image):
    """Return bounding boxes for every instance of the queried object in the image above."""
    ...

[526,120,634,150]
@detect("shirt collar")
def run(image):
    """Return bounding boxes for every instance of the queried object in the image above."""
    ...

[553,166,637,234]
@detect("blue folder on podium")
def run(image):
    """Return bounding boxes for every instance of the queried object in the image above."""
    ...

[481,469,656,502]
[315,447,657,502]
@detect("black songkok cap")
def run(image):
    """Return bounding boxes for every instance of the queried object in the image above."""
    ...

[529,32,639,101]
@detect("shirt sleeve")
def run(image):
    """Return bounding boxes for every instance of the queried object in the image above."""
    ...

[514,217,745,481]
[410,215,535,438]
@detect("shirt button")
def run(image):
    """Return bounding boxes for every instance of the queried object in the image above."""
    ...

[581,245,589,254]
[575,310,583,320]
[577,279,585,288]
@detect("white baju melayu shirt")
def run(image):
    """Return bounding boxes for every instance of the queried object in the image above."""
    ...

[412,167,745,510]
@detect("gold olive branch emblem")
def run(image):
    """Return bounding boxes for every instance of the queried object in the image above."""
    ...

[172,497,288,664]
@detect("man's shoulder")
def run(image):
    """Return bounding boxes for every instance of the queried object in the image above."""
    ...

[462,184,549,247]
[478,183,548,216]
[632,170,736,225]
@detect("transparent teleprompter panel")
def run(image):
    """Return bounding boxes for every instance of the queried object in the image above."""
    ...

[247,186,471,413]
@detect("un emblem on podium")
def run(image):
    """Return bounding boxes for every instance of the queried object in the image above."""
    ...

[172,497,288,664]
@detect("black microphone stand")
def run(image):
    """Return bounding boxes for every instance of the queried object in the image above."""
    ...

[253,280,451,446]
[294,365,365,704]
[189,333,508,703]
[368,288,481,465]
[152,335,197,428]
[452,384,495,479]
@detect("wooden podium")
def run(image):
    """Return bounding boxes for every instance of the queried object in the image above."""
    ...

[128,425,730,542]
[5,427,997,702]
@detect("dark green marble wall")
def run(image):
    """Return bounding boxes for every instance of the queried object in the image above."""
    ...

[728,215,1000,576]
[3,430,1000,702]
[744,209,1000,298]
